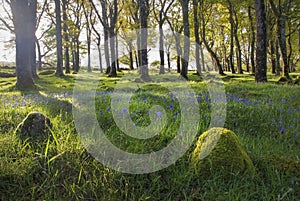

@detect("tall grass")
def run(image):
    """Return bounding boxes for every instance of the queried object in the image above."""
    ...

[0,71,299,200]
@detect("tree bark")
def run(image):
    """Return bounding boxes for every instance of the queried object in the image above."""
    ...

[29,1,38,79]
[255,0,268,82]
[193,0,201,75]
[97,37,103,73]
[139,0,150,81]
[108,0,118,77]
[62,0,70,74]
[275,40,281,75]
[228,1,236,74]
[248,6,256,74]
[270,39,277,74]
[159,24,165,74]
[54,0,64,76]
[10,0,35,89]
[269,0,290,78]
[180,0,190,79]
[36,38,42,70]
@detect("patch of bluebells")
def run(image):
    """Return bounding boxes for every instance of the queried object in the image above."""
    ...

[0,92,73,110]
[227,93,260,106]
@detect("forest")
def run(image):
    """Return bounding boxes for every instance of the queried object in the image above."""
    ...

[0,0,300,200]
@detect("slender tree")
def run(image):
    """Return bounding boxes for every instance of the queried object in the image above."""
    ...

[255,0,268,82]
[193,0,201,75]
[164,3,183,73]
[62,0,70,74]
[54,0,64,76]
[152,0,174,74]
[269,0,291,79]
[248,5,256,74]
[180,0,190,79]
[139,0,150,81]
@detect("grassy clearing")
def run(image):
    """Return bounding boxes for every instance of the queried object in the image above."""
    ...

[0,70,300,200]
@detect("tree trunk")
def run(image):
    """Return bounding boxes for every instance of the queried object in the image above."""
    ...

[134,50,139,69]
[140,0,150,81]
[62,0,70,74]
[277,17,289,77]
[11,0,35,89]
[54,0,64,76]
[159,23,165,74]
[97,37,103,73]
[255,0,267,82]
[232,4,243,74]
[167,51,171,72]
[136,29,141,70]
[269,0,290,78]
[29,1,38,79]
[287,22,293,72]
[199,42,205,71]
[180,0,190,79]
[270,39,276,74]
[193,0,201,75]
[75,38,80,72]
[109,28,117,77]
[228,2,236,74]
[248,6,255,74]
[104,29,110,74]
[116,34,120,72]
[203,39,225,75]
[108,0,118,77]
[129,44,134,70]
[235,36,243,74]
[87,37,91,72]
[36,38,42,70]
[275,40,281,75]
[175,33,182,73]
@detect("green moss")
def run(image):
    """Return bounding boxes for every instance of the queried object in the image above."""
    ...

[14,111,52,143]
[294,76,300,85]
[191,128,254,177]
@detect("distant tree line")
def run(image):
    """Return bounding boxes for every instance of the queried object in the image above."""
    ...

[0,0,299,88]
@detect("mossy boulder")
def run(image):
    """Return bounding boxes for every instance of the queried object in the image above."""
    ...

[191,128,254,177]
[15,112,52,142]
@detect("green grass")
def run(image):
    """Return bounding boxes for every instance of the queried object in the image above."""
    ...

[0,70,300,200]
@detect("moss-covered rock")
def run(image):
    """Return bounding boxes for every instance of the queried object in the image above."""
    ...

[15,112,52,142]
[191,128,254,177]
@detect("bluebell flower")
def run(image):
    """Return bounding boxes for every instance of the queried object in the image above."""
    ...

[291,179,295,185]
[280,127,286,133]
[155,111,162,119]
